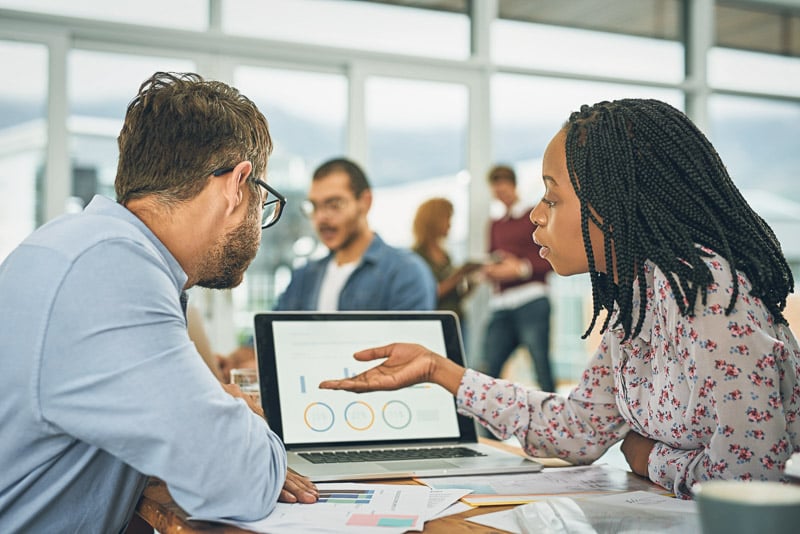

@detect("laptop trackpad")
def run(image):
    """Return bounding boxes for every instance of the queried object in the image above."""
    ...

[378,460,458,471]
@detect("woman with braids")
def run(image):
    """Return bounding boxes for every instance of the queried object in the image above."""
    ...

[320,98,800,498]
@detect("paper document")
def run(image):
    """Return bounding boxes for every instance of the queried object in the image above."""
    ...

[513,491,699,534]
[468,490,698,534]
[419,464,662,506]
[190,483,469,533]
[467,509,522,534]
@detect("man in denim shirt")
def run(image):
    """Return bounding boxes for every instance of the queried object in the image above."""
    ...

[276,158,436,311]
[218,158,436,379]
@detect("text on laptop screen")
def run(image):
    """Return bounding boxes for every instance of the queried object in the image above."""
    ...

[272,319,461,445]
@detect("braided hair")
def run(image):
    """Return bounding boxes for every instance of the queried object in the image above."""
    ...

[564,98,794,341]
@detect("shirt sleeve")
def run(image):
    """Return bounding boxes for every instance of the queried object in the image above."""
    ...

[646,268,798,498]
[385,252,437,310]
[456,349,629,463]
[38,239,286,521]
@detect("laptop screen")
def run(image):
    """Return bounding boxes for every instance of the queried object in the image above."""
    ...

[255,312,475,448]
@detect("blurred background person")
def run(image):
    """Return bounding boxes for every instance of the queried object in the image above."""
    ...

[218,158,437,372]
[481,164,556,393]
[277,157,436,311]
[411,197,482,353]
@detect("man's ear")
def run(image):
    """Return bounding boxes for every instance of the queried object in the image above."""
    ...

[221,161,253,215]
[358,189,373,213]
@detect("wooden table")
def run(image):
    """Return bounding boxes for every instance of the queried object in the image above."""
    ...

[134,440,646,533]
[137,476,525,533]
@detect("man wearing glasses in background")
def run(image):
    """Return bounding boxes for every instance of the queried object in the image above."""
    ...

[218,157,437,380]
[0,72,316,534]
[276,157,436,312]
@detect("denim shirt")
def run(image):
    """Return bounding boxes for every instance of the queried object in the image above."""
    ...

[276,233,436,311]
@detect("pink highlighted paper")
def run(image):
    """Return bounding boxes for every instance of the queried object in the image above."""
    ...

[347,513,418,528]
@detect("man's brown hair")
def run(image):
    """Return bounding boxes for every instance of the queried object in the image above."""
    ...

[487,164,516,186]
[115,71,272,206]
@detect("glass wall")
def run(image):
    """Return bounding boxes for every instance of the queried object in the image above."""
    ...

[2,0,799,381]
[232,66,348,341]
[0,0,208,29]
[67,50,195,208]
[0,40,46,260]
[365,76,469,252]
[223,0,470,60]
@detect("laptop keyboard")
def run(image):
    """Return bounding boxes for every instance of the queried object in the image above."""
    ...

[299,446,487,464]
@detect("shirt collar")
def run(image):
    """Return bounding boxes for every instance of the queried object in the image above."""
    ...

[83,195,189,290]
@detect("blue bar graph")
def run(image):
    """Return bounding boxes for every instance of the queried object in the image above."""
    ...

[300,375,306,393]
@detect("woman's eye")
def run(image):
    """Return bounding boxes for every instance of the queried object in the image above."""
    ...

[541,197,556,208]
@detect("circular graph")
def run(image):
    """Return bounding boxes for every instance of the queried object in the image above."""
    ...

[344,401,375,431]
[382,400,412,429]
[304,402,335,432]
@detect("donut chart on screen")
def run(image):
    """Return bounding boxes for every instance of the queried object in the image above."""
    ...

[304,402,335,432]
[344,400,375,431]
[382,400,412,429]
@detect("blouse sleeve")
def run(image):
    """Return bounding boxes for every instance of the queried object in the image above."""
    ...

[456,344,629,463]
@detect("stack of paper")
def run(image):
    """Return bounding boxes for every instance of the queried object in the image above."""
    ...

[190,482,471,534]
[417,463,660,506]
[468,491,699,534]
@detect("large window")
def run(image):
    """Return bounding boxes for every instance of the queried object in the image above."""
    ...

[709,48,800,97]
[0,40,46,261]
[494,0,683,83]
[0,0,208,30]
[67,51,195,208]
[2,0,799,373]
[708,94,800,268]
[232,66,348,343]
[365,76,469,254]
[223,0,470,60]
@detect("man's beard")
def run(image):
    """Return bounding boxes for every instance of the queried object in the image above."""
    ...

[197,203,261,289]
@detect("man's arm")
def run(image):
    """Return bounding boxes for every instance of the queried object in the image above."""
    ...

[40,240,287,521]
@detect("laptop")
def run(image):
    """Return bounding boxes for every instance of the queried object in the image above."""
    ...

[254,311,543,482]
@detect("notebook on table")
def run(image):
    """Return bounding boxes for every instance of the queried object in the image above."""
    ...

[254,311,543,482]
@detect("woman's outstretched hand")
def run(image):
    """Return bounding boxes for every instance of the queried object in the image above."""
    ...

[318,343,465,395]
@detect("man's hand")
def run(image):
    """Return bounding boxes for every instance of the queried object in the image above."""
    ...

[319,343,465,395]
[482,253,531,282]
[620,430,656,478]
[221,383,263,419]
[279,469,318,504]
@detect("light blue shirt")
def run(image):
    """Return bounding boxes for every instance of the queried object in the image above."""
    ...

[0,195,286,533]
[275,233,436,311]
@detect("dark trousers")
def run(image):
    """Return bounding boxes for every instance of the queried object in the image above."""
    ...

[482,296,555,392]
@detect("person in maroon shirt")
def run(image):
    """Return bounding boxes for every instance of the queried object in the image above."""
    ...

[481,165,556,393]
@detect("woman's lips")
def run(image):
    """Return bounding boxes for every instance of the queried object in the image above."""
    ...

[533,235,550,259]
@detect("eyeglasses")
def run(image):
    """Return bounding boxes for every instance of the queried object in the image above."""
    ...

[300,197,349,218]
[211,167,286,229]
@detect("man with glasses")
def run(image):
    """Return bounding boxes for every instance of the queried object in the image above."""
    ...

[276,157,436,311]
[218,157,436,391]
[0,72,316,534]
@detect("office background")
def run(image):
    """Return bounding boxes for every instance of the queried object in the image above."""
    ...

[1,0,799,388]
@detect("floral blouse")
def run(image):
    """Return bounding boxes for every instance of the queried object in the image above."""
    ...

[456,249,800,498]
